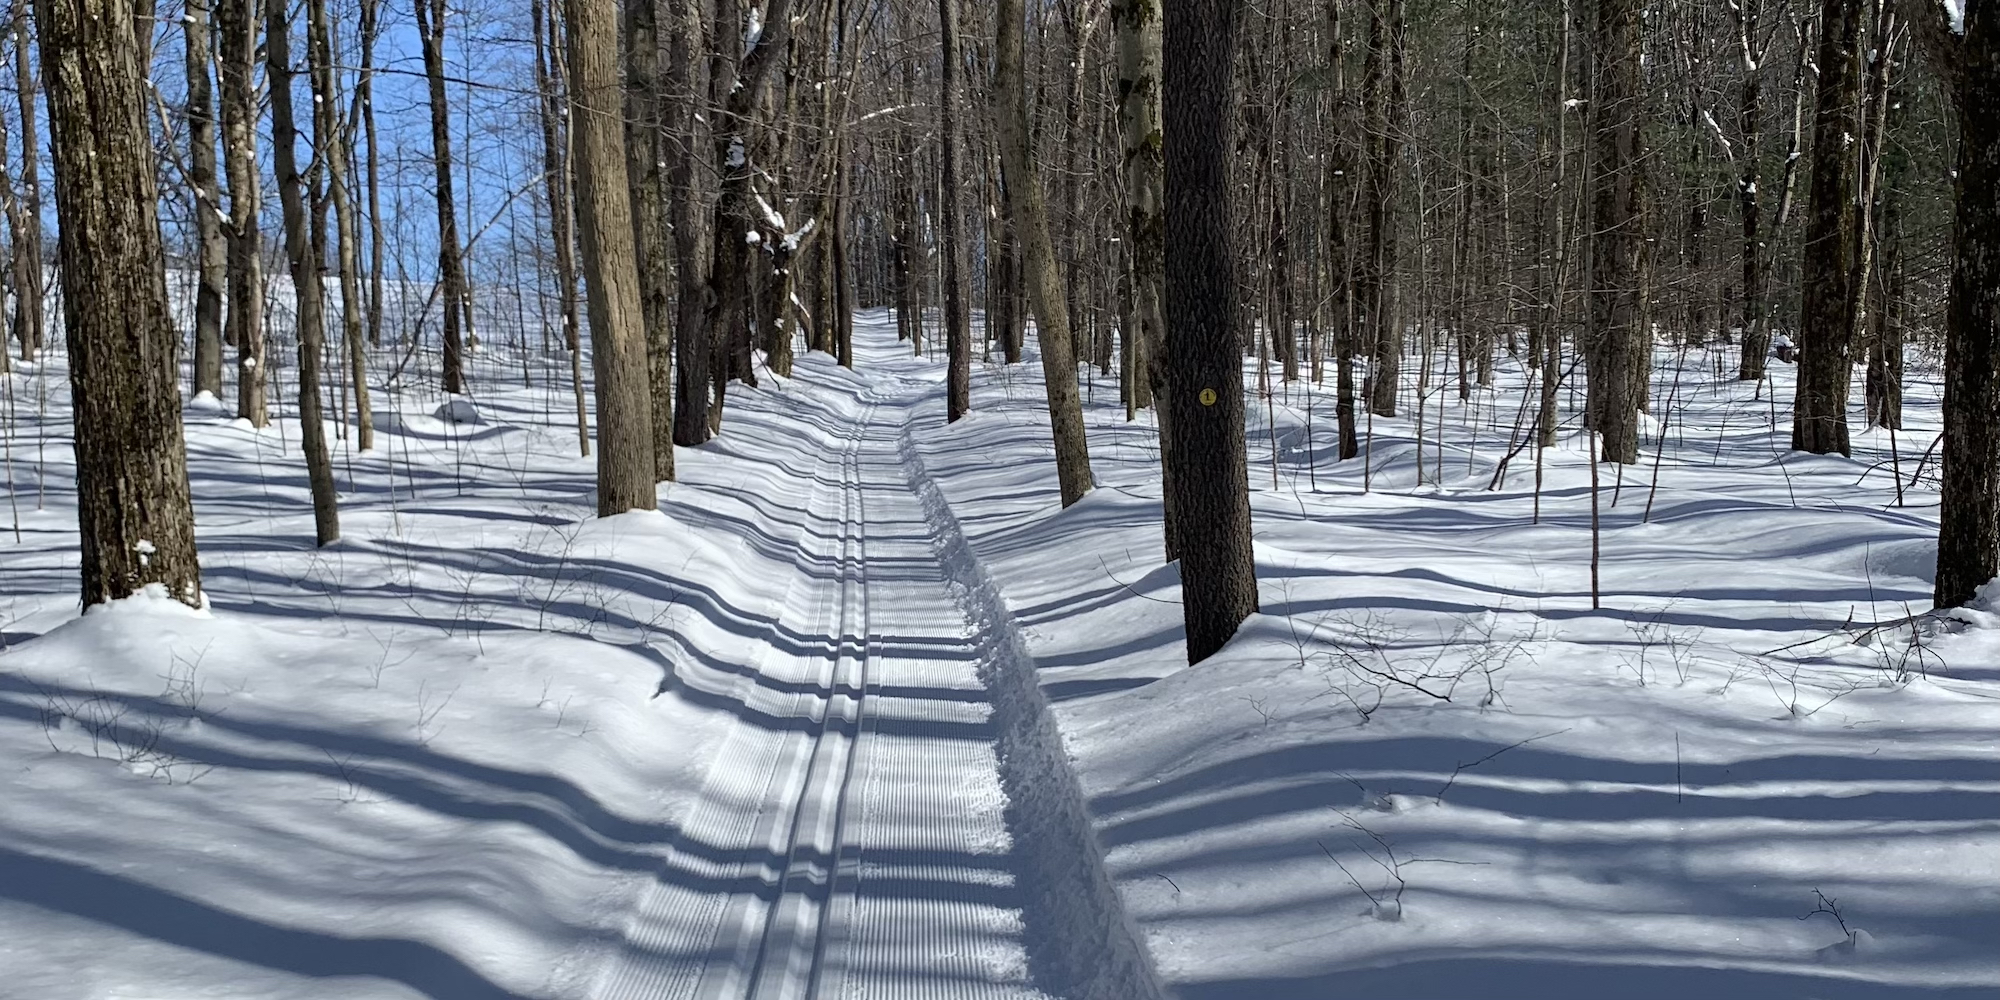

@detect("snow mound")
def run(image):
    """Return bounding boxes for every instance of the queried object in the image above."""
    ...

[433,398,482,424]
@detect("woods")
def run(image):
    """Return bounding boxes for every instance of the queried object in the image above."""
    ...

[2,0,1996,629]
[5,2,2000,993]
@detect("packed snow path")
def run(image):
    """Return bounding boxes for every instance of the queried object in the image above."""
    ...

[592,379,1051,999]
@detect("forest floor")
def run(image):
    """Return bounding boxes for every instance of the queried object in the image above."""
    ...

[0,313,1996,999]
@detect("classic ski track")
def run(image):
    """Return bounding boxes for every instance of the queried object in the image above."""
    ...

[592,371,1132,999]
[589,405,871,1000]
[737,401,875,999]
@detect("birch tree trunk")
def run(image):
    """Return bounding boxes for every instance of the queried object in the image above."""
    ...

[39,0,204,607]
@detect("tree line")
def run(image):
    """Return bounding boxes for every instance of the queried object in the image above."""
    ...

[2,0,1994,663]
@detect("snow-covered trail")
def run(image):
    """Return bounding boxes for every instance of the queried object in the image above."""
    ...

[586,363,1049,999]
[0,314,1169,1000]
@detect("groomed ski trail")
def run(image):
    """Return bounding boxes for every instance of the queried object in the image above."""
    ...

[586,326,1161,1000]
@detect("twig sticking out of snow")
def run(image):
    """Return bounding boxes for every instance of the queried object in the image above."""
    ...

[1435,728,1572,805]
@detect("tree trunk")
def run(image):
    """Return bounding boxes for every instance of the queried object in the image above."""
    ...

[1791,0,1866,457]
[996,0,1094,508]
[670,0,716,442]
[1115,0,1173,549]
[566,0,658,516]
[359,0,385,350]
[1323,0,1359,460]
[1585,0,1646,465]
[1164,0,1257,663]
[536,0,587,456]
[39,0,203,607]
[217,0,264,425]
[1362,0,1405,419]
[8,6,44,365]
[266,0,339,546]
[313,0,371,452]
[940,0,972,422]
[624,0,675,481]
[183,0,225,398]
[1924,4,2000,608]
[415,0,470,396]
[1735,1,1772,381]
[1865,62,1909,431]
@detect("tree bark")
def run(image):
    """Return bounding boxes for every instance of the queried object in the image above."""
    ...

[415,0,471,396]
[1114,0,1177,552]
[624,0,674,481]
[39,0,204,607]
[1585,0,1647,465]
[1921,3,2000,608]
[1733,1,1773,381]
[312,0,371,452]
[1164,0,1257,663]
[8,5,44,365]
[940,0,972,422]
[996,0,1094,508]
[566,0,658,516]
[1322,0,1360,460]
[266,0,339,546]
[534,0,588,455]
[217,0,264,425]
[359,0,385,350]
[670,0,716,442]
[1791,0,1866,457]
[1362,0,1405,419]
[182,0,225,398]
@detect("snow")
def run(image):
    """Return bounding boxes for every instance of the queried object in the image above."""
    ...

[432,397,481,424]
[1942,0,1966,34]
[913,328,1999,997]
[0,309,1995,998]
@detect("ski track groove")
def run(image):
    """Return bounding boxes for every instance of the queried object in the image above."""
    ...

[589,371,1160,999]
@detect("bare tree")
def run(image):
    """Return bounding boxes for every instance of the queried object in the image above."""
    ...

[995,0,1094,507]
[181,0,225,398]
[565,0,658,516]
[1585,0,1648,464]
[1164,0,1257,662]
[623,0,674,481]
[415,0,471,395]
[266,0,339,545]
[1916,2,2000,608]
[7,2,44,366]
[1791,0,1867,456]
[39,0,203,606]
[217,0,264,425]
[940,0,972,422]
